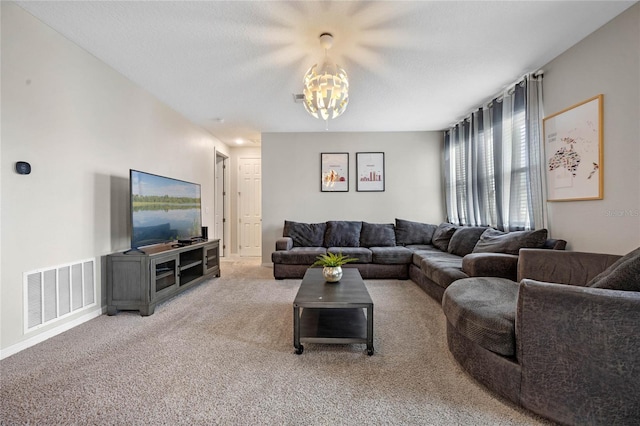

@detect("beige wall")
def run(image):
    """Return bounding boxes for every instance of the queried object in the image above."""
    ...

[541,3,640,254]
[0,3,229,355]
[3,1,637,357]
[261,131,444,264]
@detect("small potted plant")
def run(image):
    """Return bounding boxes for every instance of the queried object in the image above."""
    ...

[311,252,358,283]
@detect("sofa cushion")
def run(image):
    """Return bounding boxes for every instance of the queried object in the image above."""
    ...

[360,222,396,247]
[327,247,372,263]
[442,277,519,356]
[473,228,548,255]
[418,252,467,288]
[432,223,458,252]
[323,221,362,247]
[283,220,327,247]
[406,244,439,252]
[271,247,327,265]
[448,226,488,256]
[413,248,456,266]
[588,247,640,291]
[395,219,436,246]
[409,245,443,266]
[370,246,413,264]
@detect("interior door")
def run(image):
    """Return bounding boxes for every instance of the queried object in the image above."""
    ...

[238,158,262,256]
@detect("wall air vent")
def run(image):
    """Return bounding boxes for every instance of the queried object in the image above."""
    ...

[24,258,96,333]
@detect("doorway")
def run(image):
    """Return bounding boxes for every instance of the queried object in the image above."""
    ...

[215,152,228,256]
[238,158,262,257]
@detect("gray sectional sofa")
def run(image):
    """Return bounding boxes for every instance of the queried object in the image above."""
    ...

[272,218,639,424]
[272,219,566,300]
[442,248,640,425]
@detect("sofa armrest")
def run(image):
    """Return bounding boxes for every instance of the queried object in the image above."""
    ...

[516,279,640,424]
[275,237,293,251]
[517,248,621,285]
[462,253,519,281]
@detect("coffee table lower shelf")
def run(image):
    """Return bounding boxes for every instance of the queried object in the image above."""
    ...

[294,307,374,355]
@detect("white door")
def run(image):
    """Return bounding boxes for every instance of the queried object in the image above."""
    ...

[238,158,261,256]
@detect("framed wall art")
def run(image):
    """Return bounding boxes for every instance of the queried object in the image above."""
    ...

[356,152,385,192]
[543,94,603,201]
[320,152,349,192]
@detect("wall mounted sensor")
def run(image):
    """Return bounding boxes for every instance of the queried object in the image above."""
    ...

[15,161,31,175]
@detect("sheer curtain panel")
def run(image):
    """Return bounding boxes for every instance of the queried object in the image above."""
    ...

[444,76,544,231]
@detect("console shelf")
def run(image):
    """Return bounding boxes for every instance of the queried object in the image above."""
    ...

[107,239,220,316]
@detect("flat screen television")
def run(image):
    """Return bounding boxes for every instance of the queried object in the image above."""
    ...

[130,169,202,250]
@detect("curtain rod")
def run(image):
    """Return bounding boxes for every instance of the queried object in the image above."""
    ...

[446,70,543,129]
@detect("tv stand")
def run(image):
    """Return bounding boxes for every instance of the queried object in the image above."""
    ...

[107,239,220,316]
[123,247,146,255]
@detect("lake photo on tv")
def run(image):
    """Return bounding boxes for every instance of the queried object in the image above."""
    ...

[130,170,202,248]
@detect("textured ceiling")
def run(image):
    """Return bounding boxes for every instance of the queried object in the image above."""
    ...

[15,1,636,146]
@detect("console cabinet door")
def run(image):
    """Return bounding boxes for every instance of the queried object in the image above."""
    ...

[107,255,148,315]
[151,254,179,299]
[204,241,220,277]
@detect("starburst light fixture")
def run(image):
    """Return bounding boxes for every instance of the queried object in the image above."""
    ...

[303,33,349,122]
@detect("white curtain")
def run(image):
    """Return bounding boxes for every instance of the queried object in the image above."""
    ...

[444,75,544,231]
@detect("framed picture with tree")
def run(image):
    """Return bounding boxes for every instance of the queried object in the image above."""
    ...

[321,152,349,192]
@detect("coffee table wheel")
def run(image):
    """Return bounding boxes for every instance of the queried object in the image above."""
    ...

[367,347,374,356]
[295,345,304,355]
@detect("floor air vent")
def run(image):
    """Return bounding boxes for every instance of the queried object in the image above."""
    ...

[24,259,96,333]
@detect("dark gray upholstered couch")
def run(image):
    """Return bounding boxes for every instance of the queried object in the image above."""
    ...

[442,248,640,425]
[272,220,566,291]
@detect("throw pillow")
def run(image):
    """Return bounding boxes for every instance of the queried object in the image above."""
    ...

[323,221,363,247]
[360,222,396,248]
[283,220,327,247]
[472,228,548,255]
[447,226,488,257]
[394,219,437,246]
[431,223,458,252]
[588,247,640,291]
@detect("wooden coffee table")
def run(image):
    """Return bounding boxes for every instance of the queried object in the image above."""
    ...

[293,268,374,355]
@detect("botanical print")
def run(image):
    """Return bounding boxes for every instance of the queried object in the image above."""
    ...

[544,95,602,201]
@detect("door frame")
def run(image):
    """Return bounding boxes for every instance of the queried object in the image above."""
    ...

[215,150,229,257]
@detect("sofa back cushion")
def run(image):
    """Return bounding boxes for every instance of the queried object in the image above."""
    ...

[588,247,640,291]
[360,222,396,247]
[394,219,436,246]
[283,220,327,247]
[323,221,363,247]
[447,226,488,257]
[432,223,458,252]
[473,228,548,255]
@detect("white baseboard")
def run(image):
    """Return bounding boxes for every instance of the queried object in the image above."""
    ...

[0,306,106,360]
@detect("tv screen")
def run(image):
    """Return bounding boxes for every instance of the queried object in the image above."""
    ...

[130,170,202,249]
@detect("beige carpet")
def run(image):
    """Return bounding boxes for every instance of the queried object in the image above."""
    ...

[1,257,551,425]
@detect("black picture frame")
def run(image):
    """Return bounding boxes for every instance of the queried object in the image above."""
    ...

[356,152,385,192]
[320,152,349,192]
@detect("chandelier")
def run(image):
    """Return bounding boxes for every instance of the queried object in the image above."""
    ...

[303,33,349,122]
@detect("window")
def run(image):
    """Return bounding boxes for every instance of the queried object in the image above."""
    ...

[444,78,543,231]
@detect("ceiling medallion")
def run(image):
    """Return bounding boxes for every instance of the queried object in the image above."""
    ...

[302,33,349,124]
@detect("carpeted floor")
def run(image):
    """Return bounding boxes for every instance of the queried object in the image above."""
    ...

[0,257,551,425]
